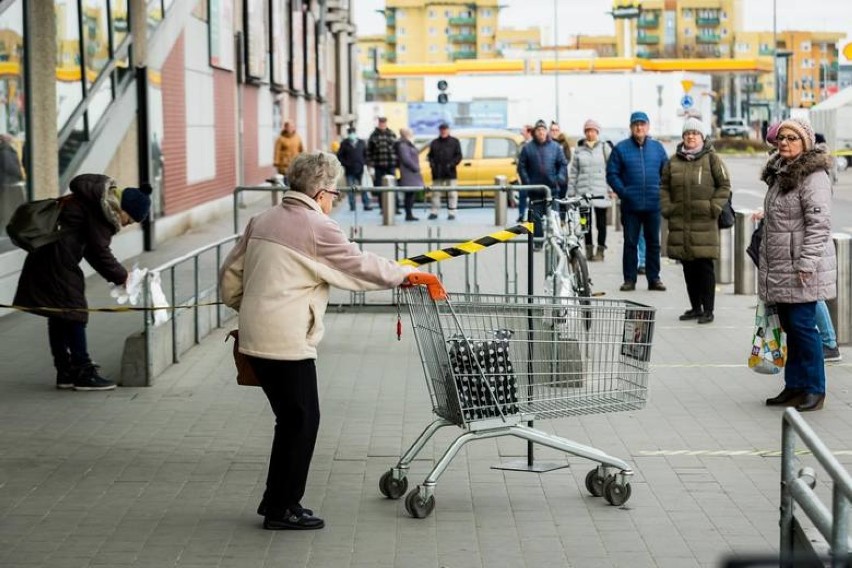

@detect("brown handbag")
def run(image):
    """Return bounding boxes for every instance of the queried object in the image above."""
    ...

[226,330,261,387]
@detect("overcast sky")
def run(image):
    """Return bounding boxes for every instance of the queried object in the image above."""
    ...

[354,0,852,61]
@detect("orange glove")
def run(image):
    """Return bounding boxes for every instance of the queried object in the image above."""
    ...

[402,272,448,301]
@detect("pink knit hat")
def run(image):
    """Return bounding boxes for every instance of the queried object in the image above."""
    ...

[778,117,816,151]
[583,119,601,133]
[765,122,781,145]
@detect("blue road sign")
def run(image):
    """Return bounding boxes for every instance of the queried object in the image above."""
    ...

[681,94,694,109]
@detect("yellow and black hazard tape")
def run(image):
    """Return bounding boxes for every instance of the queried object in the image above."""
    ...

[398,222,533,268]
[0,302,222,314]
[1,223,533,314]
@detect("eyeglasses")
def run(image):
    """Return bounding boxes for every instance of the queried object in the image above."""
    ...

[323,189,341,200]
[776,135,802,143]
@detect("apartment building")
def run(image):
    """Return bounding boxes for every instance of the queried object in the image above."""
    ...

[615,0,741,59]
[357,34,398,102]
[495,27,541,56]
[734,30,846,108]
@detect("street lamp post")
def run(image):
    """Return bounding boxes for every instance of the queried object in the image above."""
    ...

[773,0,780,120]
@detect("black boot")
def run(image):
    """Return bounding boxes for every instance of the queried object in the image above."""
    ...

[55,357,74,390]
[765,387,805,406]
[73,363,116,391]
[795,393,825,412]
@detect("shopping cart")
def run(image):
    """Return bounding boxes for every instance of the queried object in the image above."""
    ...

[380,283,656,518]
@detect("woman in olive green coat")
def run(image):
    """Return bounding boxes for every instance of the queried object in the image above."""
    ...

[660,118,731,324]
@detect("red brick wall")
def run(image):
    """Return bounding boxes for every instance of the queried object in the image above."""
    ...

[160,34,245,215]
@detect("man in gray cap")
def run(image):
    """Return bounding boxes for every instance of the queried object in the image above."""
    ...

[427,123,463,220]
[606,111,669,292]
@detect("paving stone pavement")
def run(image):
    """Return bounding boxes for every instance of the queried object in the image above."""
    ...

[1,200,851,568]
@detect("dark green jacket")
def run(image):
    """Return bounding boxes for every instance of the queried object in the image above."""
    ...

[660,143,731,260]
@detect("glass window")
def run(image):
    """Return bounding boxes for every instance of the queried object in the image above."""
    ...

[56,0,84,130]
[86,77,113,128]
[112,0,129,46]
[428,10,435,18]
[83,0,111,86]
[460,137,475,159]
[0,0,28,247]
[482,137,517,159]
[147,0,164,33]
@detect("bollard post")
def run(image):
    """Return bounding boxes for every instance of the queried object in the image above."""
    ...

[734,209,757,295]
[381,175,396,226]
[828,233,852,345]
[716,227,734,284]
[494,175,508,226]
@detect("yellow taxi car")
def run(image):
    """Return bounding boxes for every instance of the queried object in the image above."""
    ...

[417,129,524,196]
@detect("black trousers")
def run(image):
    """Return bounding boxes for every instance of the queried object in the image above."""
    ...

[47,317,90,371]
[583,207,608,248]
[249,356,320,514]
[681,258,716,313]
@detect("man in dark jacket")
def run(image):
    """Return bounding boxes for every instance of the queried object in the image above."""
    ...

[606,111,669,291]
[336,127,371,211]
[14,174,152,391]
[427,123,463,220]
[517,119,569,247]
[367,117,400,211]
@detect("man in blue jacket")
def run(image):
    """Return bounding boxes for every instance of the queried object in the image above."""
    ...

[606,111,669,291]
[517,119,569,249]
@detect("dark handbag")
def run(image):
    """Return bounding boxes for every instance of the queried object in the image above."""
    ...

[225,330,261,387]
[746,219,763,267]
[718,195,735,229]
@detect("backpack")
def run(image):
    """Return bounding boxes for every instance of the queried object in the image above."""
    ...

[5,196,71,252]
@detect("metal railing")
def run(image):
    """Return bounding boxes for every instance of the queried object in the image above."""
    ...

[780,408,852,567]
[140,235,239,382]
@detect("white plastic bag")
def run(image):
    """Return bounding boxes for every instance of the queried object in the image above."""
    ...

[149,271,170,326]
[110,264,148,306]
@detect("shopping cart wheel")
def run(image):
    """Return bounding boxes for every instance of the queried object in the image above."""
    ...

[404,487,436,519]
[584,468,607,497]
[379,470,408,500]
[602,476,632,506]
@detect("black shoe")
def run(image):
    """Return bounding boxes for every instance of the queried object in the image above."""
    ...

[637,266,646,275]
[620,281,636,291]
[257,500,312,517]
[766,388,806,407]
[363,206,373,211]
[648,280,666,291]
[823,345,842,362]
[428,213,438,220]
[56,369,75,390]
[263,508,324,530]
[795,393,825,412]
[516,216,525,223]
[448,213,456,221]
[72,364,116,391]
[678,309,704,321]
[697,313,714,324]
[405,215,419,221]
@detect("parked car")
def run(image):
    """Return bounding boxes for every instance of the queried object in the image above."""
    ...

[417,128,524,197]
[720,118,750,139]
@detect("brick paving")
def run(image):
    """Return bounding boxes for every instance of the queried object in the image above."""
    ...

[1,198,850,567]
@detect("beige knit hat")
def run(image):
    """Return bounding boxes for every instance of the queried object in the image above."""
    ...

[583,119,601,133]
[778,117,815,151]
[682,117,707,138]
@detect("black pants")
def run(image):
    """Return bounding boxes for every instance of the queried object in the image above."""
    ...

[583,207,608,248]
[681,258,716,314]
[403,189,416,217]
[47,317,90,371]
[249,356,320,514]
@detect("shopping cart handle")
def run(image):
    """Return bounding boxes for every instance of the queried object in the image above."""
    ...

[402,272,448,301]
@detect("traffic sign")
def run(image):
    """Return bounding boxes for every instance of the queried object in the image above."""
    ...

[680,94,694,109]
[681,79,694,93]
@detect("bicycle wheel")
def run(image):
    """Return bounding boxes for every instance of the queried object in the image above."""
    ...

[569,249,593,331]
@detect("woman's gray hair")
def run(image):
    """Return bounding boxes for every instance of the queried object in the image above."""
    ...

[287,151,344,196]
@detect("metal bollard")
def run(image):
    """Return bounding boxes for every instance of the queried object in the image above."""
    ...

[828,233,852,344]
[381,175,396,226]
[494,175,508,226]
[716,227,734,284]
[734,209,757,295]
